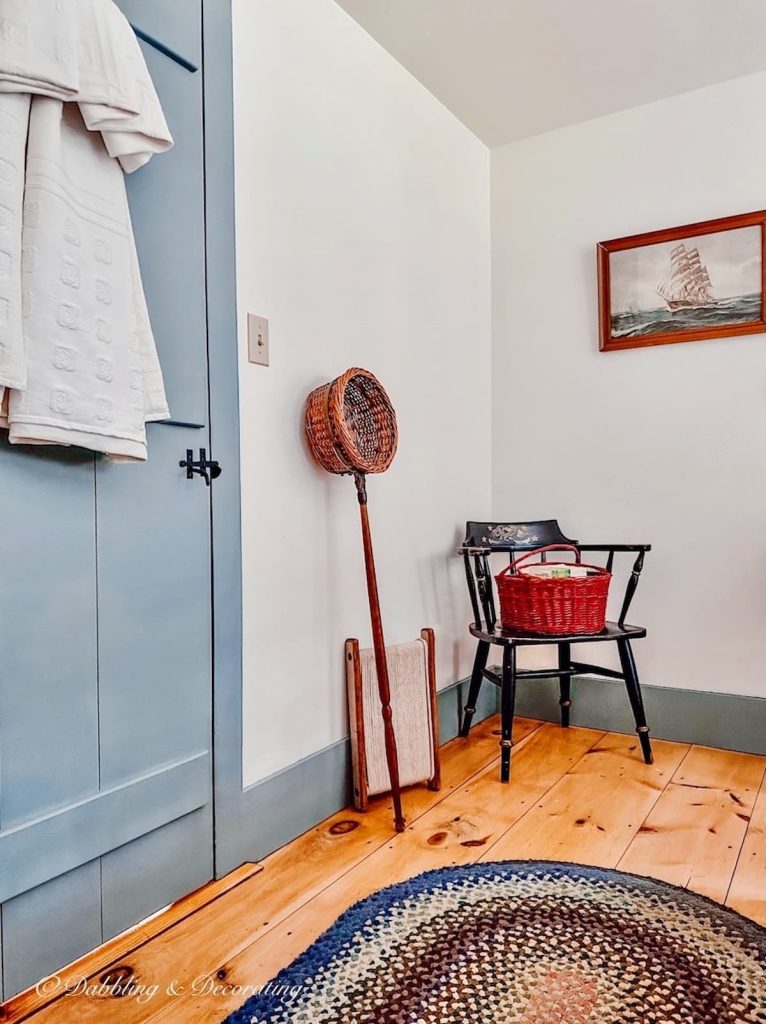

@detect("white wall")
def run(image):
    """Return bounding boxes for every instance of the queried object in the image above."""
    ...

[492,72,766,698]
[233,0,491,784]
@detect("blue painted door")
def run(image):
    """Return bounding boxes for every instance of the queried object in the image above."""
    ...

[0,1,216,998]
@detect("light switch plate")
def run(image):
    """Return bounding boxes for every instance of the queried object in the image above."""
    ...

[247,314,269,366]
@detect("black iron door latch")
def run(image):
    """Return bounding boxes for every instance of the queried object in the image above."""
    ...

[180,448,222,486]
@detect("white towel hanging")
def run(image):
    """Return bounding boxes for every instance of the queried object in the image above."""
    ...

[0,0,173,460]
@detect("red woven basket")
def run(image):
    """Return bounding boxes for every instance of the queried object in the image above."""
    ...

[495,544,611,636]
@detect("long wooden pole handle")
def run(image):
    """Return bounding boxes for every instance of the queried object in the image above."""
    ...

[354,472,405,833]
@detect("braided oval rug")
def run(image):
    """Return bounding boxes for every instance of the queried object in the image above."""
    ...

[225,861,766,1024]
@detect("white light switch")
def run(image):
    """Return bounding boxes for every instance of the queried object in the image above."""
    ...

[247,314,269,366]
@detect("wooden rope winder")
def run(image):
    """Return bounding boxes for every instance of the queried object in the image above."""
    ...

[305,367,406,832]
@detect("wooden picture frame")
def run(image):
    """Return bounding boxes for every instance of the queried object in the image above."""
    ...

[598,210,766,352]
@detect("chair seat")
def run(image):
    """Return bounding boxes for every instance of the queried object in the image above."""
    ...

[469,620,647,646]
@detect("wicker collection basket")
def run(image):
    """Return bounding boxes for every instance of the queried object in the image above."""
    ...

[495,544,611,636]
[305,367,398,475]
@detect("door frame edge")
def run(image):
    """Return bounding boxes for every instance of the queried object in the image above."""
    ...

[202,0,247,877]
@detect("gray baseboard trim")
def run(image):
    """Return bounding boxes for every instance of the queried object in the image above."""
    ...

[515,675,766,756]
[230,675,496,865]
[437,673,497,749]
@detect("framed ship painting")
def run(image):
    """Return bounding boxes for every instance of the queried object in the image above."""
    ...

[598,210,766,352]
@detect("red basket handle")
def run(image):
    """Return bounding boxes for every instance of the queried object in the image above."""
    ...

[496,544,609,579]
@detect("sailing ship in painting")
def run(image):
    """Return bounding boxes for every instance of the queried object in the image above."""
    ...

[656,243,717,312]
[609,230,762,341]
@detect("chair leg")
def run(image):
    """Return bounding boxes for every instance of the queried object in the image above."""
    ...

[460,640,490,737]
[558,642,572,727]
[500,644,517,783]
[617,638,653,765]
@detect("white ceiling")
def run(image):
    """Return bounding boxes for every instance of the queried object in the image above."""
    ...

[335,0,766,146]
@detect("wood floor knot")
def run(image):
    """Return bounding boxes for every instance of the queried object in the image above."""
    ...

[328,820,360,836]
[98,965,134,998]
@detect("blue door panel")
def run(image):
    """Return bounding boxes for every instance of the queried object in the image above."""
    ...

[96,425,212,787]
[127,35,207,426]
[1,862,102,997]
[100,806,213,942]
[0,443,99,828]
[0,752,209,904]
[0,1,216,998]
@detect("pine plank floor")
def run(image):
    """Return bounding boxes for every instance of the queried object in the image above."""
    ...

[9,715,766,1024]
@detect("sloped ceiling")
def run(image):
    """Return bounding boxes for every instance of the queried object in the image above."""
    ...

[336,0,766,145]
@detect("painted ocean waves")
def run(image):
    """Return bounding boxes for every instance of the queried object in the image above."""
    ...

[610,293,762,340]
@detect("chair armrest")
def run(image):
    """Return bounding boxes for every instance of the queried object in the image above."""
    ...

[578,543,651,553]
[578,545,650,626]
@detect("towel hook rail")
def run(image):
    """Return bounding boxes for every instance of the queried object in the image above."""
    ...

[130,23,199,74]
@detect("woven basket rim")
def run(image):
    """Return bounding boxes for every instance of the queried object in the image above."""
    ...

[305,366,397,475]
[497,571,612,586]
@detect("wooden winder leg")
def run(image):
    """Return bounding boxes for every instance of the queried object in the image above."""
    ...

[421,627,442,792]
